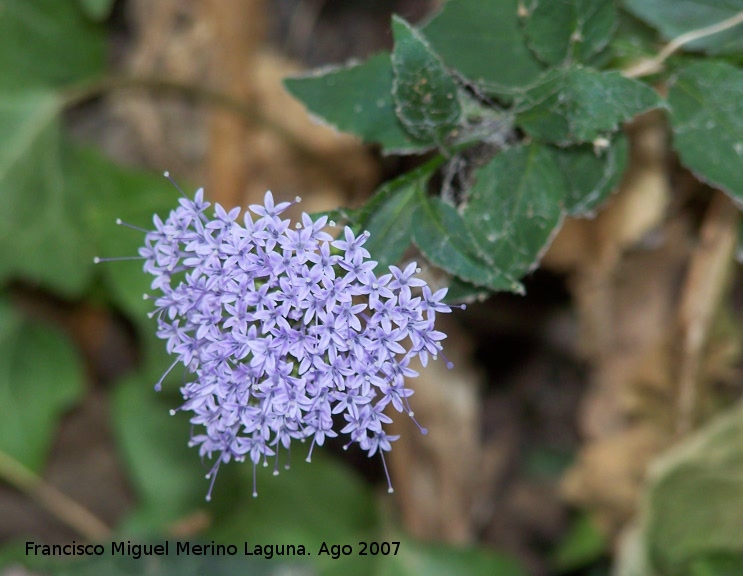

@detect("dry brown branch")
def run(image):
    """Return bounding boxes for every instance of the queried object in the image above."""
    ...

[675,191,739,434]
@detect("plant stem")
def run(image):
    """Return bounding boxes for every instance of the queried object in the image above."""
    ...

[0,448,110,541]
[624,10,743,78]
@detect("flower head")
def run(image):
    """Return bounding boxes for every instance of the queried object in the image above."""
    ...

[133,187,456,500]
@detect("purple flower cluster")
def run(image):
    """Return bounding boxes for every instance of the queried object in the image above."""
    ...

[138,185,456,499]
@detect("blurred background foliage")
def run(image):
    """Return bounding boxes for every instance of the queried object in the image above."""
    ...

[1,1,743,576]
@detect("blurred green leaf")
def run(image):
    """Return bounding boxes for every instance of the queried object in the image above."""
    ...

[210,451,378,576]
[0,298,85,471]
[284,54,429,154]
[668,60,743,203]
[77,0,116,21]
[391,16,461,147]
[516,66,662,145]
[551,514,607,572]
[552,132,629,216]
[608,10,664,69]
[0,91,93,296]
[38,550,313,576]
[644,400,743,576]
[686,554,743,576]
[522,0,617,66]
[378,538,527,576]
[0,0,105,90]
[422,0,544,96]
[111,373,208,531]
[78,147,184,329]
[623,0,743,55]
[461,143,565,290]
[412,196,520,293]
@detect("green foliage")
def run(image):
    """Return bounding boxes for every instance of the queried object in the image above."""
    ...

[284,54,426,154]
[623,0,743,55]
[21,549,311,576]
[0,298,85,471]
[551,514,608,573]
[629,401,743,576]
[515,66,662,145]
[668,60,743,203]
[521,0,617,66]
[461,144,565,292]
[391,16,462,147]
[2,1,743,575]
[76,0,116,21]
[421,0,544,94]
[554,132,629,216]
[0,0,105,90]
[286,0,676,296]
[0,91,94,296]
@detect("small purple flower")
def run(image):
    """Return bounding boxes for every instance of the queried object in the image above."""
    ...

[108,183,461,500]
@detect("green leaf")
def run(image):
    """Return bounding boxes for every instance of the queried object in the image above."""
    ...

[209,452,378,567]
[461,143,565,289]
[38,553,306,576]
[608,10,665,69]
[623,0,743,55]
[0,0,106,90]
[363,174,424,269]
[76,0,116,21]
[111,373,207,531]
[378,538,527,576]
[284,53,429,154]
[443,277,491,304]
[422,0,544,96]
[77,147,184,328]
[412,196,521,293]
[0,298,85,471]
[0,91,93,296]
[516,66,662,145]
[551,513,608,572]
[552,132,629,216]
[668,60,743,203]
[522,0,617,66]
[644,400,743,576]
[391,16,462,147]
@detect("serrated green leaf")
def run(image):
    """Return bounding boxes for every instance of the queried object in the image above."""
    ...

[461,143,565,288]
[284,53,429,154]
[412,197,520,293]
[391,16,461,147]
[0,91,93,296]
[516,66,662,145]
[552,132,629,216]
[668,60,743,203]
[623,0,743,55]
[422,0,544,96]
[644,401,743,576]
[0,0,106,90]
[378,538,527,576]
[522,0,617,66]
[0,298,85,471]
